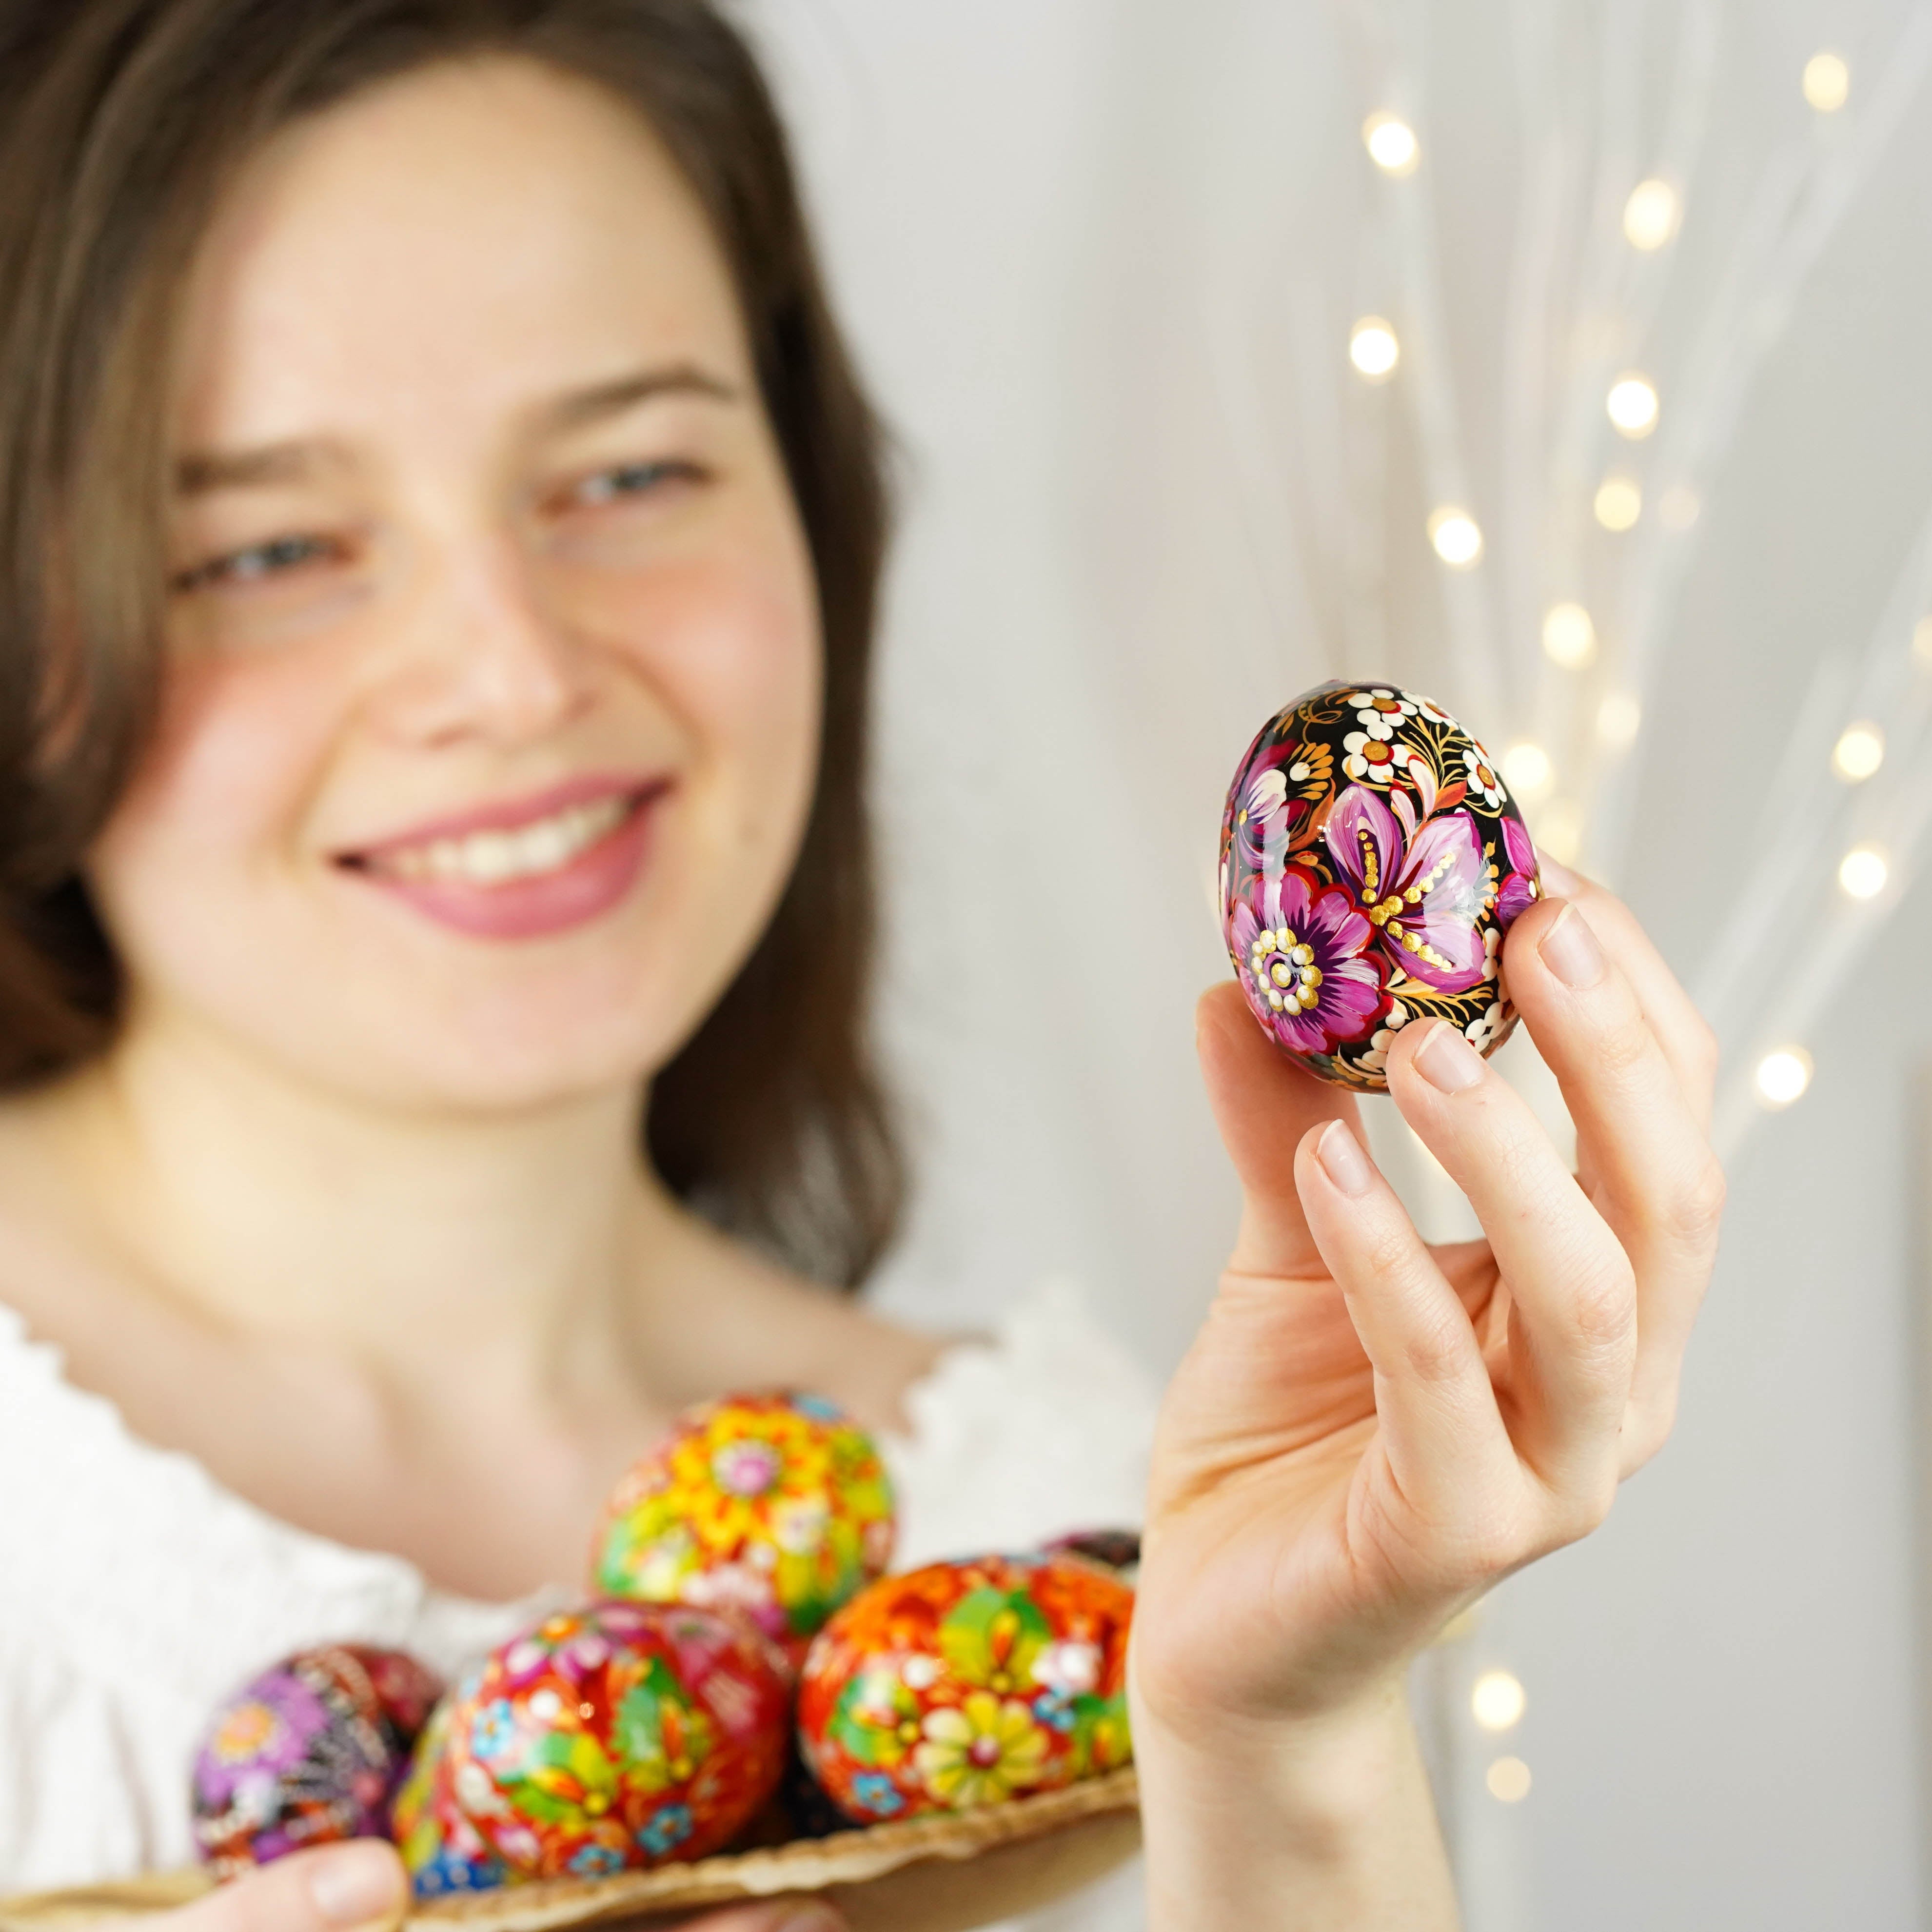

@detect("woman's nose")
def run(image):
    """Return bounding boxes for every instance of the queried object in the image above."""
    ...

[364,534,597,749]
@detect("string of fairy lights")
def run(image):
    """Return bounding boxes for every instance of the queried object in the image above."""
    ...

[1332,19,1932,1849]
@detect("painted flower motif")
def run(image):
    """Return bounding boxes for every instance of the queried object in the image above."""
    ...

[470,1700,518,1763]
[1348,689,1419,740]
[1479,924,1503,985]
[1032,1690,1077,1734]
[1341,731,1422,787]
[1229,739,1332,871]
[1464,1002,1509,1052]
[638,1804,695,1857]
[570,1842,626,1876]
[849,1771,906,1817]
[1030,1641,1102,1697]
[1461,746,1505,810]
[1354,998,1411,1079]
[1414,692,1456,726]
[1325,787,1491,993]
[912,1693,1051,1808]
[1227,866,1386,1054]
[1495,814,1540,925]
[712,1439,782,1498]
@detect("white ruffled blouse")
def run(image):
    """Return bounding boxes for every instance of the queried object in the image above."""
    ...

[0,1279,1158,1931]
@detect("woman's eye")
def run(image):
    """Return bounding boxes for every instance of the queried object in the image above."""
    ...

[569,459,705,507]
[171,533,341,594]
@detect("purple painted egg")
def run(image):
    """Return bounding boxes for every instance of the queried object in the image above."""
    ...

[191,1645,442,1875]
[1220,681,1541,1089]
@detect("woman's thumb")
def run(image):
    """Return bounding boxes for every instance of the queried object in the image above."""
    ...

[161,1842,406,1932]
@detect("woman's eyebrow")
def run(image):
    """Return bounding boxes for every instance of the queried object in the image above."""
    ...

[541,361,741,432]
[172,363,743,498]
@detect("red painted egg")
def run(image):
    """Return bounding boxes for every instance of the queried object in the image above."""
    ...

[441,1601,789,1879]
[391,1676,512,1897]
[797,1555,1134,1824]
[591,1392,895,1660]
[1221,681,1542,1089]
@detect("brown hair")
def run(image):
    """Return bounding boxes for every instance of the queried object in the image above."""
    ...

[0,0,904,1287]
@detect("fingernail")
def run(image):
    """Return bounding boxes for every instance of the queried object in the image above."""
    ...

[307,1843,404,1928]
[1413,1018,1483,1093]
[776,1908,846,1932]
[1538,901,1604,990]
[1316,1119,1375,1197]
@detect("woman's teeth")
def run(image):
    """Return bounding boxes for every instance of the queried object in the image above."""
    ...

[376,795,631,886]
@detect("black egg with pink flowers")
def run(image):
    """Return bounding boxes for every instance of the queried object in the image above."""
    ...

[1219,681,1541,1090]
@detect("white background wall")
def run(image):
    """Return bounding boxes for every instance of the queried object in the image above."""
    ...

[743,3,1932,1925]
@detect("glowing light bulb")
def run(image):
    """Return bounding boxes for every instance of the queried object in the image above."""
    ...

[1831,722,1884,782]
[1659,484,1701,531]
[1428,507,1483,567]
[1607,374,1660,438]
[1755,1047,1812,1108]
[1471,1670,1526,1732]
[1839,845,1888,899]
[1622,178,1680,250]
[1486,1757,1533,1803]
[1803,51,1850,112]
[1502,741,1553,799]
[1914,616,1932,667]
[1349,316,1400,380]
[1363,113,1420,175]
[1594,475,1642,531]
[1597,691,1641,749]
[1541,602,1597,669]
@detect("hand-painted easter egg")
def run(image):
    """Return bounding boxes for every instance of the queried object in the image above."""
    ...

[591,1391,895,1658]
[190,1645,442,1875]
[391,1676,512,1897]
[796,1554,1134,1824]
[441,1601,790,1879]
[1220,681,1542,1089]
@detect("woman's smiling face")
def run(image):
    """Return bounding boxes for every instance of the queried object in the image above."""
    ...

[91,54,822,1110]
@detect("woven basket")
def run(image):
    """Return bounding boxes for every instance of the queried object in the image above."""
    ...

[0,1769,1140,1932]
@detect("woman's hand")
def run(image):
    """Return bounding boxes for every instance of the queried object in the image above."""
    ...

[148,1841,847,1932]
[1128,862,1722,1928]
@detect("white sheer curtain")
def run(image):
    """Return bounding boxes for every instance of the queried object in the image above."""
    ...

[747,3,1932,1926]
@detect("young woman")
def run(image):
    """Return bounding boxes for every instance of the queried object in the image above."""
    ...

[0,3,1724,1928]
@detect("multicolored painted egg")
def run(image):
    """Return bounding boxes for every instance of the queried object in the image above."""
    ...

[591,1391,895,1658]
[796,1554,1134,1825]
[190,1645,442,1874]
[441,1601,790,1879]
[391,1676,512,1897]
[1220,680,1542,1089]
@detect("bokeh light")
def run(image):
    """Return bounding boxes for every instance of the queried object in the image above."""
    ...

[1622,178,1680,250]
[1486,1757,1533,1803]
[1838,845,1888,900]
[1541,602,1597,669]
[1594,475,1642,531]
[1831,722,1884,782]
[1472,1670,1527,1732]
[1803,51,1850,112]
[1597,690,1642,749]
[1502,741,1553,799]
[1755,1047,1813,1108]
[1363,113,1420,174]
[1428,507,1483,567]
[1349,316,1400,380]
[1607,374,1660,438]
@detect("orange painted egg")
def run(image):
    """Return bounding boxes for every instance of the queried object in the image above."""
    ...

[796,1555,1134,1824]
[591,1392,895,1658]
[391,1676,512,1897]
[438,1601,789,1880]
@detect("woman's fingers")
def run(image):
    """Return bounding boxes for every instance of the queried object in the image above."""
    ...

[1383,1017,1637,1506]
[1538,857,1719,1133]
[1502,888,1724,1468]
[157,1843,406,1932]
[1291,1116,1518,1535]
[1196,981,1362,1279]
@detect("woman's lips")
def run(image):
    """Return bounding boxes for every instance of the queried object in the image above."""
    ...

[336,776,667,941]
